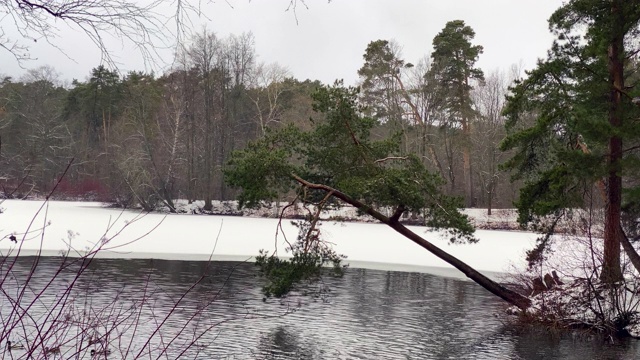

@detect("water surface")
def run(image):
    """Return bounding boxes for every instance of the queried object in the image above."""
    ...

[1,257,639,359]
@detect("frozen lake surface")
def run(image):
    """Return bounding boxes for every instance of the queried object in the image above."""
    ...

[0,200,537,280]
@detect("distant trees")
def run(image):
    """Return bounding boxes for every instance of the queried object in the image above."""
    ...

[0,20,525,214]
[0,67,72,194]
[0,0,523,212]
[473,70,512,215]
[111,72,165,210]
[356,24,512,210]
[0,28,323,208]
[184,30,226,211]
[248,63,291,136]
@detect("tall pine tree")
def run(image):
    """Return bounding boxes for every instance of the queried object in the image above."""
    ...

[501,0,640,283]
[428,20,484,207]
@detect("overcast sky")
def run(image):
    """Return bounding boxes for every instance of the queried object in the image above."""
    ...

[1,0,565,85]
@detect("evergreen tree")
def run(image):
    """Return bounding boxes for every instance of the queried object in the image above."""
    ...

[501,0,640,283]
[428,20,484,207]
[357,40,406,124]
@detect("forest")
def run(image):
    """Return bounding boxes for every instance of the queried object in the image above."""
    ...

[3,0,640,339]
[0,24,516,214]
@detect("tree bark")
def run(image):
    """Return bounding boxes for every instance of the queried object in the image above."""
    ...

[577,139,640,275]
[462,72,474,208]
[601,2,624,283]
[292,174,531,310]
[487,188,493,216]
[462,132,474,208]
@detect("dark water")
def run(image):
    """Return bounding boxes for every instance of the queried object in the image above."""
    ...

[1,257,640,359]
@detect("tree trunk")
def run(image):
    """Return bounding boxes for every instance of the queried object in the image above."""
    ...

[461,118,474,207]
[203,76,214,212]
[461,72,475,208]
[487,188,493,216]
[425,132,446,180]
[462,142,474,208]
[292,174,532,310]
[601,4,624,283]
[620,226,640,274]
[386,216,528,309]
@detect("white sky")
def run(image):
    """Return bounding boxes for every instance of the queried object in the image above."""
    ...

[1,0,564,85]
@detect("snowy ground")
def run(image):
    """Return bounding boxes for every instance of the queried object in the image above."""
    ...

[166,199,523,230]
[0,200,538,279]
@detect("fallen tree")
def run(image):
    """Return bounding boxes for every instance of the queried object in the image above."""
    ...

[225,83,531,310]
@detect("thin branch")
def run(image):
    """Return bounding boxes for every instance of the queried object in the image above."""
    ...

[374,156,408,163]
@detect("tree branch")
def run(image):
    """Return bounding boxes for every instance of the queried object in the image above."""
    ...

[389,204,405,223]
[290,173,532,310]
[374,156,408,163]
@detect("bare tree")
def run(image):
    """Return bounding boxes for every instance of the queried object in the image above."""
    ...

[473,70,508,214]
[0,0,172,67]
[226,32,256,87]
[1,1,319,69]
[183,29,228,211]
[248,62,291,136]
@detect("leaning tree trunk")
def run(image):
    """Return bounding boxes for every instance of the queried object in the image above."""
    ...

[619,227,640,274]
[292,174,532,310]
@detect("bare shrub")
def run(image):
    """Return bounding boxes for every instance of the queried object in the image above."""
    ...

[0,199,293,359]
[506,208,640,336]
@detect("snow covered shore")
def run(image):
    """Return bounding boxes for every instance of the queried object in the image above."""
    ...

[163,199,523,231]
[0,200,538,278]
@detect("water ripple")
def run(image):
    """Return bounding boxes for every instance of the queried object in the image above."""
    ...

[1,258,640,359]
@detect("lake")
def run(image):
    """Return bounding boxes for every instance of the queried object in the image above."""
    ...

[1,257,639,359]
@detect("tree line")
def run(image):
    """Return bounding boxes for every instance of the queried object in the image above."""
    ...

[0,23,520,212]
[4,0,640,335]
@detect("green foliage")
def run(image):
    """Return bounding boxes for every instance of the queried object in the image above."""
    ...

[502,0,640,222]
[225,125,305,208]
[65,66,123,144]
[428,19,484,121]
[227,82,477,296]
[501,0,640,270]
[255,221,346,298]
[227,82,474,238]
[357,39,406,122]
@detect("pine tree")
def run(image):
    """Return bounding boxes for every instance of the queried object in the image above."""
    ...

[428,20,484,207]
[225,82,531,309]
[501,0,640,283]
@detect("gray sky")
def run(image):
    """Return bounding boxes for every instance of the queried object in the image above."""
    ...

[1,0,564,85]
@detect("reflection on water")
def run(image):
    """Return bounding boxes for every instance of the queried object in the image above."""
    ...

[1,257,640,359]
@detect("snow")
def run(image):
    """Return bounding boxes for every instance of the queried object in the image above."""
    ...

[165,200,525,231]
[0,200,538,279]
[513,278,640,337]
[6,200,640,336]
[502,229,640,337]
